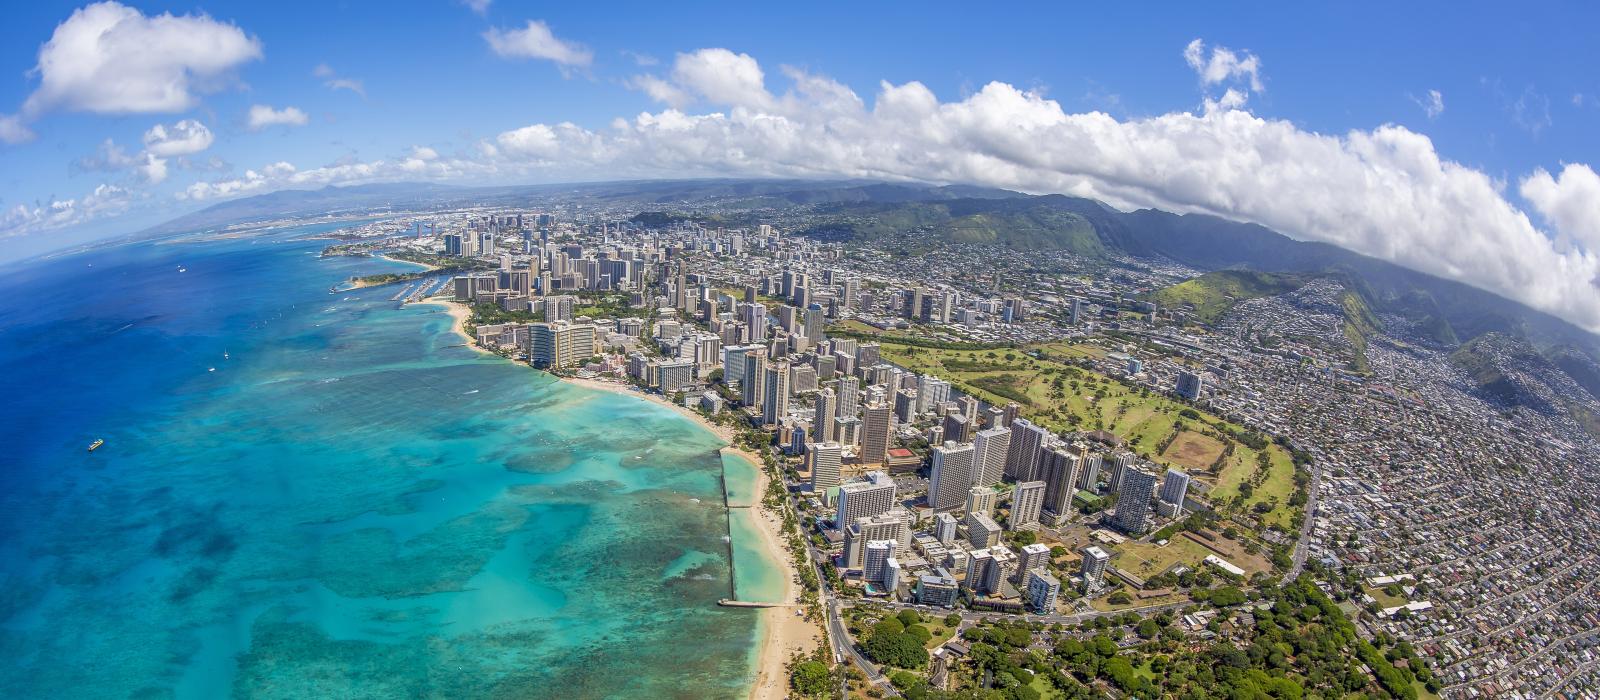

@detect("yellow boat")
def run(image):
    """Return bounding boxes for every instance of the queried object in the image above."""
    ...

[88,439,104,452]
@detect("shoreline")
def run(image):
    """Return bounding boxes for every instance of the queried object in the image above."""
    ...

[377,252,439,272]
[425,298,818,697]
[740,454,820,700]
[408,298,496,356]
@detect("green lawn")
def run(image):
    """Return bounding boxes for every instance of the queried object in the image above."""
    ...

[1208,444,1297,528]
[1028,673,1063,699]
[1110,537,1215,580]
[1363,584,1408,609]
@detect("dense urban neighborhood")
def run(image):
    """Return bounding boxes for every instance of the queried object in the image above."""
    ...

[306,180,1600,699]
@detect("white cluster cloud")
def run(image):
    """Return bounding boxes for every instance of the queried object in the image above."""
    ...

[483,20,593,69]
[247,104,310,130]
[142,119,213,157]
[1,183,131,237]
[1522,164,1600,254]
[20,1,261,117]
[74,119,216,185]
[172,45,1600,331]
[1183,39,1263,92]
[179,157,477,200]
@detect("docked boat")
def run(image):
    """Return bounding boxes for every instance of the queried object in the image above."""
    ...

[87,439,104,452]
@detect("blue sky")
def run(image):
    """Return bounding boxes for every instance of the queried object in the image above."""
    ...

[3,1,1600,329]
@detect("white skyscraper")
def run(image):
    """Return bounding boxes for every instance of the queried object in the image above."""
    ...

[934,512,958,544]
[917,375,950,413]
[808,441,842,493]
[1040,444,1082,523]
[1160,468,1191,516]
[1010,480,1047,530]
[860,401,893,467]
[1026,569,1060,614]
[836,471,897,524]
[814,388,837,444]
[973,426,1011,486]
[1017,542,1052,581]
[1081,545,1111,592]
[864,540,897,584]
[929,441,976,512]
[836,375,860,418]
[762,360,790,426]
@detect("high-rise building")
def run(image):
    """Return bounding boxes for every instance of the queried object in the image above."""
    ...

[803,303,825,342]
[1005,418,1051,482]
[967,512,1001,549]
[928,442,976,512]
[965,485,997,517]
[1026,570,1060,614]
[973,426,1011,486]
[1081,545,1111,592]
[964,548,994,594]
[860,401,892,466]
[1160,468,1191,516]
[864,540,897,584]
[836,376,860,418]
[856,343,881,369]
[1106,451,1137,494]
[836,471,896,524]
[917,375,950,414]
[1176,370,1205,401]
[983,406,1006,430]
[964,545,1015,596]
[1010,481,1047,530]
[958,395,980,424]
[529,320,597,369]
[1003,402,1021,427]
[1040,444,1082,524]
[843,510,911,568]
[934,512,959,544]
[762,360,790,426]
[893,388,918,424]
[1017,542,1052,582]
[942,413,972,444]
[1078,453,1103,491]
[813,388,837,444]
[916,568,959,608]
[541,295,576,322]
[883,557,903,594]
[741,350,767,408]
[1111,466,1158,535]
[657,360,694,394]
[808,442,842,493]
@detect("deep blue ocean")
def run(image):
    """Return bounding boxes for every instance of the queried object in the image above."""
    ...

[0,223,779,698]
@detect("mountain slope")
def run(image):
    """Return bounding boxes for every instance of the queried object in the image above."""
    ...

[1144,270,1312,324]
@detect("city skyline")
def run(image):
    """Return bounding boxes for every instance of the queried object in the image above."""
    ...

[3,2,1600,336]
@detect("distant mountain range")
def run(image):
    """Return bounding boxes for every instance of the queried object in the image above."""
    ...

[147,178,1600,412]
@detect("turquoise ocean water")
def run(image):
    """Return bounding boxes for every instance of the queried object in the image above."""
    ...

[0,223,783,698]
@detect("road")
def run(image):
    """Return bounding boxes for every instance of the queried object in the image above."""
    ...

[1281,463,1320,584]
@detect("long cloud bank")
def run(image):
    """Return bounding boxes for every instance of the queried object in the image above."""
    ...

[18,46,1600,333]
